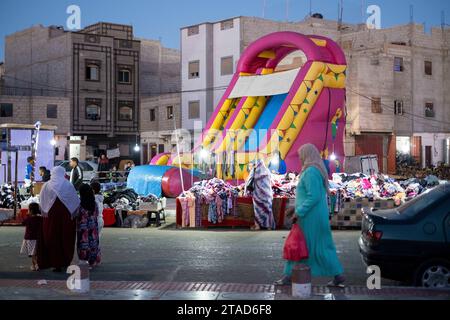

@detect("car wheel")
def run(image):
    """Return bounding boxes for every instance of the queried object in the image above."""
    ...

[414,259,450,289]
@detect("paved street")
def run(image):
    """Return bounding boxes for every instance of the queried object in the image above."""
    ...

[0,219,399,287]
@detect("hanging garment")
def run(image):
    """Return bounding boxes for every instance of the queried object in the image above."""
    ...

[251,160,276,229]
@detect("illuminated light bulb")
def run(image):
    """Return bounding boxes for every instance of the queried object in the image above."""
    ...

[134,144,141,152]
[271,155,280,166]
[200,149,209,159]
[50,139,57,146]
[330,153,337,161]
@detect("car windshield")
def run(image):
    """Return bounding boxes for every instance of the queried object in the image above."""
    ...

[398,183,450,218]
[80,162,94,171]
[60,162,71,171]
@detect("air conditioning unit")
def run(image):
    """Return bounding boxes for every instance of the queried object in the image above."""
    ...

[370,58,380,66]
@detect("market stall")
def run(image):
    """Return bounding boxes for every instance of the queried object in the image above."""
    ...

[175,170,446,230]
[176,172,297,229]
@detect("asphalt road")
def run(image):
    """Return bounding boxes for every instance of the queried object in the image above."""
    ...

[0,222,400,287]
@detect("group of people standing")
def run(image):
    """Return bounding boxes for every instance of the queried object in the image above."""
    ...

[21,166,103,272]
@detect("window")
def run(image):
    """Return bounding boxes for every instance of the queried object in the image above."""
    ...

[0,103,13,117]
[187,26,199,36]
[425,102,435,118]
[167,106,174,120]
[394,100,404,115]
[119,101,134,121]
[188,60,200,79]
[188,101,200,119]
[371,97,382,113]
[150,109,156,121]
[85,62,100,81]
[425,61,432,76]
[158,144,165,154]
[370,58,380,66]
[47,104,58,119]
[220,19,234,30]
[86,101,101,121]
[394,57,404,72]
[221,56,234,76]
[118,68,131,84]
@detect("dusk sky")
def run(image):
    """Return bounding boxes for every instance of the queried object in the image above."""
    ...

[1,0,449,61]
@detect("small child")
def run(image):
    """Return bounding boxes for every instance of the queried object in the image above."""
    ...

[20,203,42,271]
[90,181,104,237]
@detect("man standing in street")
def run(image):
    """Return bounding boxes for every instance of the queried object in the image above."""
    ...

[24,157,35,185]
[70,157,83,191]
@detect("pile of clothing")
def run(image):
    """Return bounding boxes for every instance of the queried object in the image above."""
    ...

[330,173,443,204]
[179,178,240,226]
[399,175,440,200]
[104,189,139,211]
[271,173,298,198]
[140,194,159,204]
[0,184,25,209]
[20,196,40,209]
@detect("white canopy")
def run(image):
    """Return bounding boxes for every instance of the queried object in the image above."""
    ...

[229,67,300,98]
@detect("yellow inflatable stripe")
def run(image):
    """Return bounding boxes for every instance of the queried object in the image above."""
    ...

[258,51,276,59]
[310,38,327,47]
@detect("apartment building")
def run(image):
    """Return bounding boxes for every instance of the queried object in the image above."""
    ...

[139,40,181,164]
[2,22,181,163]
[180,16,450,173]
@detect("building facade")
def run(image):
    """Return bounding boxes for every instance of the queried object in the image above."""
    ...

[140,93,181,163]
[2,23,180,163]
[180,16,450,173]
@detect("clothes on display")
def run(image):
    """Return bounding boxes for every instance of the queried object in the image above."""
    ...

[329,173,445,207]
[0,184,26,209]
[179,178,240,226]
[103,189,139,211]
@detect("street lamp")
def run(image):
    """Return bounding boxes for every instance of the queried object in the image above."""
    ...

[330,153,337,161]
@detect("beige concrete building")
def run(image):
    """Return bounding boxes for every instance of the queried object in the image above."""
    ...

[181,16,450,173]
[0,95,71,160]
[2,22,180,163]
[140,93,181,163]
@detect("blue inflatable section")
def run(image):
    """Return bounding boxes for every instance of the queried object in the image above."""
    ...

[126,165,172,197]
[244,93,288,152]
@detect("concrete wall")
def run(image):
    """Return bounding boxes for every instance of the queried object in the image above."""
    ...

[181,23,214,130]
[4,25,72,96]
[0,95,71,135]
[415,133,450,167]
[140,93,181,132]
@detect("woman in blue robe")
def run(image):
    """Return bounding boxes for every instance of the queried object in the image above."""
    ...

[276,144,345,287]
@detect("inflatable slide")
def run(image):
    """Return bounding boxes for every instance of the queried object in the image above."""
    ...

[135,31,347,196]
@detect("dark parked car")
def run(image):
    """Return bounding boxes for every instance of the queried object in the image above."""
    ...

[359,183,450,288]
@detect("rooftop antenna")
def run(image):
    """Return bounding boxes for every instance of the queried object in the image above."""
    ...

[361,0,365,24]
[441,10,445,31]
[309,0,312,16]
[409,5,414,24]
[285,0,289,22]
[262,0,267,18]
[338,0,343,30]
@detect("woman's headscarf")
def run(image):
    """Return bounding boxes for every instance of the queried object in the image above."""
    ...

[298,144,330,194]
[79,184,96,212]
[39,166,81,216]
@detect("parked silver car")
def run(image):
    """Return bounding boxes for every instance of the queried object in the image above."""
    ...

[55,160,99,183]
